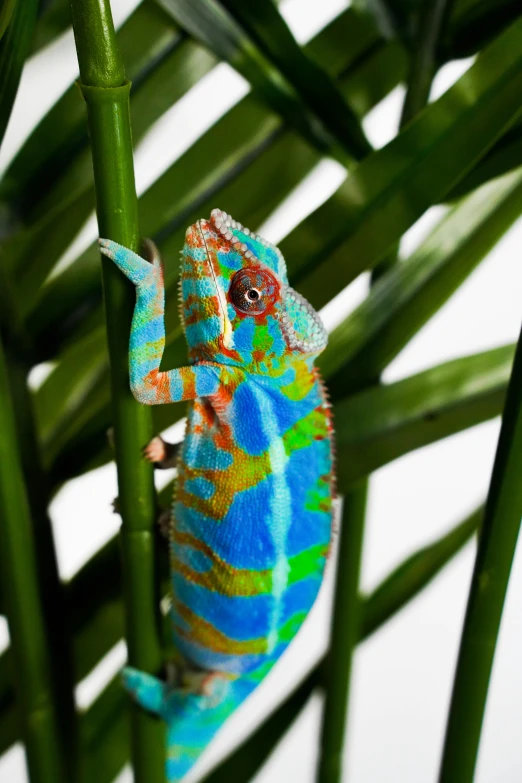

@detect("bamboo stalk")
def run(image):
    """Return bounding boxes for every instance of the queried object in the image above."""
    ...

[0,0,78,776]
[316,484,367,783]
[0,334,67,783]
[3,345,78,776]
[69,1,165,780]
[316,5,457,778]
[438,324,522,781]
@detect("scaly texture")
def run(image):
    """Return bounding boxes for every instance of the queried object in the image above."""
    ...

[100,209,335,781]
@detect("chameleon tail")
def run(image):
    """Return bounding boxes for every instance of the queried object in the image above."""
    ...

[123,667,251,783]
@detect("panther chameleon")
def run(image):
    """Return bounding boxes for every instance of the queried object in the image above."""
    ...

[99,207,335,782]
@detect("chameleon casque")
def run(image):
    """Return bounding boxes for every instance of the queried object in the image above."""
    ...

[99,208,335,781]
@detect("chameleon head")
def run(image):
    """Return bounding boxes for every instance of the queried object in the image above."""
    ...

[179,208,327,369]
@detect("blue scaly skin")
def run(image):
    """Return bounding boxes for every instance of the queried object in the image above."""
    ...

[99,208,335,781]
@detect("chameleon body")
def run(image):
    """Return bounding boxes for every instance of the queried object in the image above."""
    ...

[99,209,335,781]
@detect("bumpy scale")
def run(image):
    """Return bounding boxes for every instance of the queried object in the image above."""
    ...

[99,209,335,782]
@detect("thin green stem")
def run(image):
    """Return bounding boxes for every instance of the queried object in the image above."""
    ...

[69,1,165,780]
[317,483,367,783]
[438,324,522,781]
[0,0,77,775]
[0,335,67,783]
[3,347,78,777]
[316,7,457,772]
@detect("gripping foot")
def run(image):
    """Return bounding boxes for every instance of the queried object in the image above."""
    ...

[143,436,180,469]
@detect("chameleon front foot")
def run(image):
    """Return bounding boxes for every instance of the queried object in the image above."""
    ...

[143,435,180,469]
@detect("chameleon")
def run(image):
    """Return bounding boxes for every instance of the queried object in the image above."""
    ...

[99,208,335,782]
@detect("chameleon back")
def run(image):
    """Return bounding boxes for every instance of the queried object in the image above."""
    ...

[172,368,333,677]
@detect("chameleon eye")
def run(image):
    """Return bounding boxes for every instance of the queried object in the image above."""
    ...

[230,267,279,315]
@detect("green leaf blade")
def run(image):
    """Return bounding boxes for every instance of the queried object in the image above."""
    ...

[334,346,514,490]
[280,19,522,307]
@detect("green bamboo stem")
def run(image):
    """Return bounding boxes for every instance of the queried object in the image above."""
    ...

[0,0,77,775]
[316,6,457,774]
[69,1,165,780]
[0,334,67,783]
[317,484,367,783]
[4,347,78,776]
[438,325,522,781]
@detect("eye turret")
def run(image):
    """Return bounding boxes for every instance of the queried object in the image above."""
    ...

[230,267,279,315]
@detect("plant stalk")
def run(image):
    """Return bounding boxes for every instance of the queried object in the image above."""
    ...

[2,343,78,776]
[0,334,67,783]
[69,1,165,780]
[438,323,522,781]
[316,4,457,775]
[316,483,367,783]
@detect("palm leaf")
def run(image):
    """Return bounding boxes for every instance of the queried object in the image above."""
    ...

[0,0,521,778]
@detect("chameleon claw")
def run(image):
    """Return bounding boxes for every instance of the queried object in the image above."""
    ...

[99,238,155,286]
[122,666,168,717]
[143,436,168,463]
[143,436,180,469]
[98,237,116,259]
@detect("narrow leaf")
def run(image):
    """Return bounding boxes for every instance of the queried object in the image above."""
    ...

[362,504,483,637]
[219,0,372,159]
[320,168,522,394]
[0,0,38,146]
[1,1,183,220]
[446,124,522,201]
[31,0,70,53]
[442,0,521,60]
[0,336,67,780]
[279,19,522,307]
[439,324,522,781]
[0,0,16,41]
[79,677,130,783]
[157,0,364,164]
[334,346,514,490]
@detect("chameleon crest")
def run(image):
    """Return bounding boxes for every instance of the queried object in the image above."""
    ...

[99,209,334,782]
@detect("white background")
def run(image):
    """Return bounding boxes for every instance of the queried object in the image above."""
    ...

[1,0,521,780]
